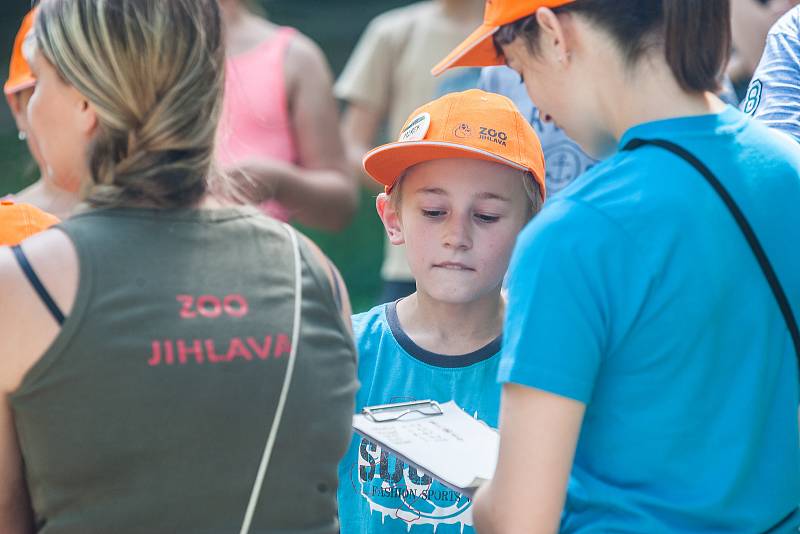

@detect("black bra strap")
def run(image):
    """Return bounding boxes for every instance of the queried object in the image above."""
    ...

[11,245,66,326]
[623,138,800,374]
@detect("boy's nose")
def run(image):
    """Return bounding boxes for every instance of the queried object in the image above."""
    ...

[442,215,472,250]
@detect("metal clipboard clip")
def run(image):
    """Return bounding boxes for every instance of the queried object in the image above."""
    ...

[362,399,443,423]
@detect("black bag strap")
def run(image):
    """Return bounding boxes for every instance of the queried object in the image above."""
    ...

[622,138,800,373]
[11,245,65,325]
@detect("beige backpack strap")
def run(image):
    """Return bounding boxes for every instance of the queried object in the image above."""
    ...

[239,223,303,534]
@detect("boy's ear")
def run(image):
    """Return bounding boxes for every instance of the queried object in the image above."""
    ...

[376,193,405,246]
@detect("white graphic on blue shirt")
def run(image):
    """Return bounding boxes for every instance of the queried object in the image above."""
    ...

[350,435,474,530]
[338,304,502,534]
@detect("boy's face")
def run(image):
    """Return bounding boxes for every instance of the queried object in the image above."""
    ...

[378,158,531,304]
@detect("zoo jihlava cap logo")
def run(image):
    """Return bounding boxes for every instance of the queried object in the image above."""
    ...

[363,89,546,198]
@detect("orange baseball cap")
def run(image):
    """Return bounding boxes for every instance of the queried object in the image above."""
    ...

[0,199,60,246]
[363,89,546,198]
[432,0,575,76]
[4,9,38,96]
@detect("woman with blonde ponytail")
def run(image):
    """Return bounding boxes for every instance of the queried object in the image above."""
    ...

[0,1,357,532]
[433,0,800,532]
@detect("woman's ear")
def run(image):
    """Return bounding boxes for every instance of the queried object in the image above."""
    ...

[6,93,25,131]
[535,7,571,66]
[376,193,405,246]
[73,91,98,137]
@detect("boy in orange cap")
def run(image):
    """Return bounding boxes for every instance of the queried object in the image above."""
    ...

[335,0,485,305]
[337,89,545,534]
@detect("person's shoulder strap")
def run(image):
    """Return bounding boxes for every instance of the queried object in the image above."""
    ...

[622,138,800,374]
[11,245,65,326]
[238,223,303,534]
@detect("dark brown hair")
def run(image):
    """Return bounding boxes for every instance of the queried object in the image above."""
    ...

[494,0,731,93]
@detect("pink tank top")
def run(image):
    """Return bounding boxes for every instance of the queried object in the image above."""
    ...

[217,27,298,221]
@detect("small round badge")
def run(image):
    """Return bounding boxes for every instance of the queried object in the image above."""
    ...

[398,112,431,142]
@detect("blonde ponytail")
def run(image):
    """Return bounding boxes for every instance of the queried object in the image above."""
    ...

[36,0,225,208]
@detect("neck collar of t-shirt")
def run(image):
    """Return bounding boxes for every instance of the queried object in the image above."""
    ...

[618,105,747,151]
[385,300,501,369]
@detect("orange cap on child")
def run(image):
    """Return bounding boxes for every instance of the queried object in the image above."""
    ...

[4,9,38,96]
[0,199,60,246]
[431,0,575,76]
[363,89,546,199]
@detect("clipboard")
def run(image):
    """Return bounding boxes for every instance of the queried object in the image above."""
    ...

[352,400,499,497]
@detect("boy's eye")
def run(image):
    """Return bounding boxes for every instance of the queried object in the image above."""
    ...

[474,213,500,223]
[421,209,446,218]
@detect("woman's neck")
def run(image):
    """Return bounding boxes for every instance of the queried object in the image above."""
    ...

[395,289,504,356]
[15,179,81,220]
[597,53,727,143]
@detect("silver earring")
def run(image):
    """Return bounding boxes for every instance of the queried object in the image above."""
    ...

[18,131,27,141]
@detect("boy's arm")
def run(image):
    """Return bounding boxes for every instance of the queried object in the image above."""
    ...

[472,383,584,534]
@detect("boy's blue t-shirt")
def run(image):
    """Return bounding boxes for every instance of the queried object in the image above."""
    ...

[500,106,800,533]
[338,301,502,534]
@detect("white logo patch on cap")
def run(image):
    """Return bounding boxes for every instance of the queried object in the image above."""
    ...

[398,112,430,142]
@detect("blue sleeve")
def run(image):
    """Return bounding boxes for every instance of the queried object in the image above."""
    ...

[478,66,502,93]
[743,11,800,143]
[498,199,651,403]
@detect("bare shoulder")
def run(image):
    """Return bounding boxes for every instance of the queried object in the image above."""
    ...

[0,229,79,393]
[285,31,330,77]
[297,232,332,273]
[226,13,278,56]
[295,232,352,325]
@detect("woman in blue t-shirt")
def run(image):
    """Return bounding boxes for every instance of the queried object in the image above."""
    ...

[433,1,800,532]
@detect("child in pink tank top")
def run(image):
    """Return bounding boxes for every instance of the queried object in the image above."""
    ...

[217,27,297,221]
[214,0,356,231]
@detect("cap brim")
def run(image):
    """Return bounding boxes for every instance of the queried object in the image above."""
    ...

[431,24,502,77]
[363,140,527,190]
[4,77,35,96]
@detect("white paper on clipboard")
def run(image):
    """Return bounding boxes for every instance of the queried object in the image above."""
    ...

[352,400,499,496]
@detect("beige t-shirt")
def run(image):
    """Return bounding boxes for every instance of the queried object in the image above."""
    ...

[335,1,482,282]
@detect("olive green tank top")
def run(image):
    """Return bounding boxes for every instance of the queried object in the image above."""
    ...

[10,207,358,534]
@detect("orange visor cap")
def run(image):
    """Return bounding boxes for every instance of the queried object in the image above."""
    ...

[363,89,546,199]
[5,9,38,96]
[0,199,59,246]
[432,0,575,76]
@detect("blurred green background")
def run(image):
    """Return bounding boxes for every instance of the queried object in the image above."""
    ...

[0,0,418,312]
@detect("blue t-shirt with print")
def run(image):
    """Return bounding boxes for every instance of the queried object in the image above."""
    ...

[338,301,502,534]
[744,6,800,143]
[500,106,800,532]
